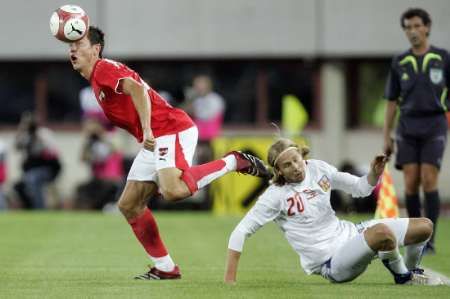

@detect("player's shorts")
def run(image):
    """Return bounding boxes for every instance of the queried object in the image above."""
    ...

[321,218,409,283]
[395,114,448,170]
[395,133,447,170]
[355,218,409,246]
[127,126,198,182]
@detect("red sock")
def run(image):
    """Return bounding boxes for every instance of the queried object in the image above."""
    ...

[128,208,168,258]
[181,159,226,194]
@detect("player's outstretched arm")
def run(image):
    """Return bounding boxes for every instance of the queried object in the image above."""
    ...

[224,249,241,284]
[224,192,279,284]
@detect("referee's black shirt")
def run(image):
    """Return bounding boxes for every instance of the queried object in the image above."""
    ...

[385,46,450,115]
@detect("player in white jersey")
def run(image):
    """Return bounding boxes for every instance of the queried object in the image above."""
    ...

[224,138,442,285]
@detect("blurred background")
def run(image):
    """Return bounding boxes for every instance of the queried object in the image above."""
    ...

[0,0,449,214]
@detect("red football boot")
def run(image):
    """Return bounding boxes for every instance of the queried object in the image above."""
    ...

[226,151,272,180]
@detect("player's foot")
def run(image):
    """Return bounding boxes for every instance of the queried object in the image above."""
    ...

[393,272,413,284]
[411,268,424,275]
[134,265,181,280]
[404,273,443,286]
[226,151,272,180]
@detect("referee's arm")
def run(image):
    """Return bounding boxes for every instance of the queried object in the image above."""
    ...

[383,100,397,157]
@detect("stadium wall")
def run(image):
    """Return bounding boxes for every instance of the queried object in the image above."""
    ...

[0,0,449,59]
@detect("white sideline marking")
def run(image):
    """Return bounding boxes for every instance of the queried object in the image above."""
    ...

[424,267,450,286]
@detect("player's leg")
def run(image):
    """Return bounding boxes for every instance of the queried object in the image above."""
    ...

[420,133,446,252]
[156,127,270,201]
[400,217,443,285]
[375,217,442,285]
[325,219,439,285]
[396,134,422,219]
[157,153,241,201]
[421,164,439,193]
[366,221,412,284]
[403,217,433,270]
[403,164,421,217]
[364,222,411,283]
[118,181,165,251]
[321,233,375,283]
[421,163,439,252]
[155,126,199,201]
[324,221,410,283]
[119,149,179,279]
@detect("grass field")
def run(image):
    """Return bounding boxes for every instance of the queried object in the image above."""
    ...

[0,212,449,298]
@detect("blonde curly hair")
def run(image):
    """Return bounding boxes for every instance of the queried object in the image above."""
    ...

[267,138,309,186]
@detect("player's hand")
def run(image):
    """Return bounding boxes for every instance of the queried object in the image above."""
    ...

[143,129,155,151]
[383,137,394,158]
[224,279,236,285]
[224,249,240,285]
[368,154,389,186]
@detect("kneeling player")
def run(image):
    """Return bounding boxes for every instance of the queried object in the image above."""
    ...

[224,138,443,285]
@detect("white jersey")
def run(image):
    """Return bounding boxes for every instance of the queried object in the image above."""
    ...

[228,159,375,275]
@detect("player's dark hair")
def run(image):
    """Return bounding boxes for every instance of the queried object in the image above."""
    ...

[88,26,105,58]
[401,8,432,35]
[268,138,309,186]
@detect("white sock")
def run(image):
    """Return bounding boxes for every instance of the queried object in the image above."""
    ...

[150,254,175,272]
[223,155,237,171]
[405,240,427,270]
[378,248,409,275]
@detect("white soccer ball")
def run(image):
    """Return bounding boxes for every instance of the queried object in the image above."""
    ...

[50,5,89,42]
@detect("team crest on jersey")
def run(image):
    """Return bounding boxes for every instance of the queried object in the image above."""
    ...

[318,175,330,192]
[159,147,168,156]
[429,68,443,84]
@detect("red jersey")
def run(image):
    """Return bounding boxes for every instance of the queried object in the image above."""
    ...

[89,58,194,141]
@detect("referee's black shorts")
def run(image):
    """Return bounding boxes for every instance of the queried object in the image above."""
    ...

[395,133,447,170]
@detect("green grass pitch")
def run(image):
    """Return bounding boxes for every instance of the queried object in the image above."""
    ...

[0,212,449,298]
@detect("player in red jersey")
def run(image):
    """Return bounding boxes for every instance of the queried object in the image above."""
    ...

[68,26,271,280]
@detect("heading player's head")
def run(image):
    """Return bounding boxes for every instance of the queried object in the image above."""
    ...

[268,138,309,185]
[400,8,431,48]
[69,26,105,77]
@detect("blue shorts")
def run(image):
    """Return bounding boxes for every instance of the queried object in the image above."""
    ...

[395,133,447,170]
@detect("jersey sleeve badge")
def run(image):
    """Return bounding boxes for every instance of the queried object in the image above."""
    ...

[318,175,331,192]
[430,68,443,84]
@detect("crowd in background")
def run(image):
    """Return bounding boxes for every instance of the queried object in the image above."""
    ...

[0,74,233,212]
[0,72,381,213]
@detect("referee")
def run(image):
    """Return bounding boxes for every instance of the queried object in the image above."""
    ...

[383,8,450,254]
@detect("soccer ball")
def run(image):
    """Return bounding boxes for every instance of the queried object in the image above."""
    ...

[49,5,89,42]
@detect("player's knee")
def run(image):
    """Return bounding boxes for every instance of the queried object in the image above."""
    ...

[117,197,134,215]
[419,217,434,240]
[372,224,396,250]
[404,177,420,194]
[117,195,145,219]
[420,167,437,185]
